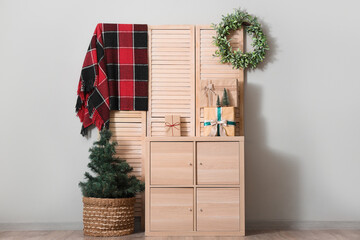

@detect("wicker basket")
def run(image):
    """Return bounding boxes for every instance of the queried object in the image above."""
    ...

[82,197,135,237]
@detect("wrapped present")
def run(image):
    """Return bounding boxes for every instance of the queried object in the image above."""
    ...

[204,107,235,136]
[164,115,181,136]
[200,79,238,107]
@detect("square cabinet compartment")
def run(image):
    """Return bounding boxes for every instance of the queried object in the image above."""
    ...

[197,142,240,184]
[197,188,240,231]
[150,188,194,231]
[151,142,193,185]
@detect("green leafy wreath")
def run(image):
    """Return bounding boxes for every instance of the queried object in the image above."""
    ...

[212,9,269,69]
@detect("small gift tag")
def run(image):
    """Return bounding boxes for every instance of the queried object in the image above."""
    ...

[164,115,181,136]
[203,107,235,136]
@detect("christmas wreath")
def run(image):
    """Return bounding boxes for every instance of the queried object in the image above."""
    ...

[212,9,269,69]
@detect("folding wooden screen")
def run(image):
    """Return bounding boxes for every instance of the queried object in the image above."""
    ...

[109,111,146,218]
[109,25,244,225]
[195,25,244,136]
[147,25,195,137]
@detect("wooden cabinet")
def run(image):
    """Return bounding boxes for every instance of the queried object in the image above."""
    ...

[150,188,194,231]
[197,188,240,232]
[151,142,193,185]
[145,137,245,236]
[197,142,239,185]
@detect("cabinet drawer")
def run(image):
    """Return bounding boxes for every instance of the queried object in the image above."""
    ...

[150,188,194,231]
[151,142,193,185]
[197,188,240,231]
[197,142,239,184]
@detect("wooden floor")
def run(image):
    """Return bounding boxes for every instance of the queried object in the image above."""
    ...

[1,230,360,240]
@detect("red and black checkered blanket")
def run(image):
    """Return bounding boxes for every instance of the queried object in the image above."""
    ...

[76,23,148,136]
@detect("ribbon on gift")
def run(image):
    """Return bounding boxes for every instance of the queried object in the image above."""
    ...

[204,107,235,136]
[204,83,216,106]
[164,116,180,136]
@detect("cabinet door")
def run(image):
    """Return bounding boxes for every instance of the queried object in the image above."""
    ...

[150,188,194,231]
[151,142,193,185]
[197,142,239,184]
[197,188,240,231]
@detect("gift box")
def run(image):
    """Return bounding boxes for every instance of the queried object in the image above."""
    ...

[164,115,181,136]
[200,79,238,107]
[203,107,235,136]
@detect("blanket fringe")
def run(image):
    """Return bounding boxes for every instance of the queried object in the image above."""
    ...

[81,125,88,136]
[75,96,83,112]
[103,121,110,130]
[92,110,105,132]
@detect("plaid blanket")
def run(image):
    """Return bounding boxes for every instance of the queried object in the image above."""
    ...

[76,23,148,136]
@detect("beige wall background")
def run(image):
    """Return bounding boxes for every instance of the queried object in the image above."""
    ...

[1,0,360,229]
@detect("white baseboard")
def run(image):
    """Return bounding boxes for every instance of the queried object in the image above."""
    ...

[0,222,83,231]
[0,217,142,231]
[246,221,360,230]
[1,220,359,231]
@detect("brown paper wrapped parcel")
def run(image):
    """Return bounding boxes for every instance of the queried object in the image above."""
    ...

[204,107,235,136]
[164,115,181,136]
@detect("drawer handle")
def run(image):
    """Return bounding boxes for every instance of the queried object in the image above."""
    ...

[188,162,192,166]
[199,208,203,212]
[189,208,192,212]
[199,162,203,166]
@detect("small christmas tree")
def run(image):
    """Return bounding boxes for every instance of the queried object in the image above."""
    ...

[221,88,229,107]
[216,95,221,107]
[79,129,144,198]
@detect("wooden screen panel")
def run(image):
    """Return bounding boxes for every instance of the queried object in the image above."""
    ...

[195,25,244,136]
[109,111,146,217]
[148,25,195,137]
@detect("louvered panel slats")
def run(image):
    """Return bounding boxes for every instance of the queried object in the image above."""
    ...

[148,25,195,137]
[109,111,146,217]
[195,26,244,136]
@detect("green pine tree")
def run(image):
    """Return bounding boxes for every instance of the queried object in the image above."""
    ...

[79,129,144,198]
[216,95,221,107]
[222,88,229,107]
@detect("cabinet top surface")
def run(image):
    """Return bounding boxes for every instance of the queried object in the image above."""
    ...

[145,136,244,142]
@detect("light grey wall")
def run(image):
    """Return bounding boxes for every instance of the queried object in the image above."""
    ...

[1,0,360,227]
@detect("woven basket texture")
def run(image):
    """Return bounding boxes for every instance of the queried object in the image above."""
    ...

[82,197,135,237]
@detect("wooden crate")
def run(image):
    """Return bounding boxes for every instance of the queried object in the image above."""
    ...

[195,25,244,136]
[147,25,195,137]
